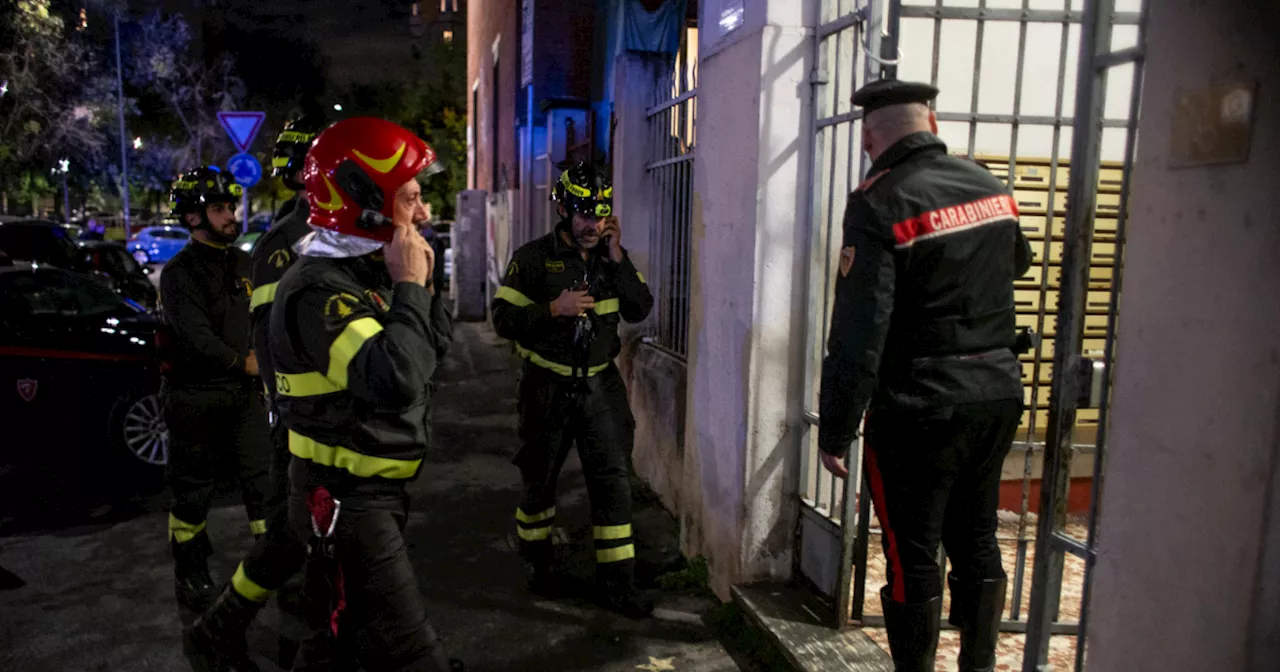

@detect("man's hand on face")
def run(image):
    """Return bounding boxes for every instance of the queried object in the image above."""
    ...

[600,215,624,263]
[385,223,430,286]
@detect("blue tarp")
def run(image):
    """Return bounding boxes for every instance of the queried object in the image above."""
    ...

[622,0,688,56]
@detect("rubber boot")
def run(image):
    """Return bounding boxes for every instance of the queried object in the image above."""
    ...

[947,575,1007,672]
[173,531,217,612]
[182,583,265,672]
[521,539,559,598]
[880,587,940,672]
[595,561,654,618]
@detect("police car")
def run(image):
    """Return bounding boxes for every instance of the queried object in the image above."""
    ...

[0,259,167,476]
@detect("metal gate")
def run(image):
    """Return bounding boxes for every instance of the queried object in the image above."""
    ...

[796,1,1149,669]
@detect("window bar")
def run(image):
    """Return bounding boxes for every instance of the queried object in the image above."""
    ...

[966,0,988,161]
[1075,5,1147,669]
[930,0,943,89]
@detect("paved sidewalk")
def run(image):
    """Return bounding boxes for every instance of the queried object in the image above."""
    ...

[0,322,742,672]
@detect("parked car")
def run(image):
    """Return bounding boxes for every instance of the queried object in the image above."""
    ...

[77,240,158,311]
[127,225,190,265]
[0,220,84,270]
[0,262,166,476]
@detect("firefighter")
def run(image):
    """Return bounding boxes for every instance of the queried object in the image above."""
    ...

[181,115,329,672]
[491,162,655,618]
[818,79,1033,672]
[268,116,463,671]
[160,167,271,613]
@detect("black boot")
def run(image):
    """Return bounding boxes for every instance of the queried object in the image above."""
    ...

[880,587,940,672]
[521,540,560,598]
[596,562,653,618]
[947,575,1007,672]
[173,531,217,612]
[182,583,265,672]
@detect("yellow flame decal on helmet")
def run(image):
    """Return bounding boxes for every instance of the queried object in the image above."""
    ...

[316,175,345,211]
[353,143,407,174]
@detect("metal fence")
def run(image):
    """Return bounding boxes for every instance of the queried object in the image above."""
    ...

[644,36,698,358]
[796,1,1148,669]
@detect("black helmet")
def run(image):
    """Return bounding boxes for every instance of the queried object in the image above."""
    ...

[272,114,328,188]
[551,162,612,218]
[169,166,242,216]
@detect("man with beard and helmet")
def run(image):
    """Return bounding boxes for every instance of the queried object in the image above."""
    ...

[159,167,271,614]
[181,115,330,672]
[491,162,655,618]
[267,116,464,671]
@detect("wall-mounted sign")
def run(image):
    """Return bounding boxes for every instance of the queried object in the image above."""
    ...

[1169,81,1257,168]
[718,0,744,37]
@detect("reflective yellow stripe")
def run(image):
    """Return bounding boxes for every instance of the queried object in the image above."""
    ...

[289,430,421,479]
[276,370,342,397]
[249,519,267,536]
[495,285,534,307]
[593,298,619,315]
[168,514,207,543]
[517,526,552,541]
[596,544,636,563]
[636,272,646,283]
[516,507,556,524]
[516,344,609,377]
[231,563,273,602]
[593,524,632,540]
[250,282,278,310]
[327,318,384,389]
[271,156,290,168]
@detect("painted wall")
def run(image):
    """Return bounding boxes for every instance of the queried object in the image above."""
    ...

[1086,2,1280,670]
[467,0,520,192]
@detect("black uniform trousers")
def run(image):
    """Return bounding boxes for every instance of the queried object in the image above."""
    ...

[164,383,271,544]
[513,363,637,577]
[862,398,1021,605]
[230,410,309,605]
[287,460,452,672]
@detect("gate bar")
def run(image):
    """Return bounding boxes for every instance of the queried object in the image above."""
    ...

[1022,0,1118,668]
[818,7,868,40]
[934,112,1132,128]
[899,6,1139,24]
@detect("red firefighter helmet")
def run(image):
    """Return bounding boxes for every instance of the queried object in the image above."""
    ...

[304,117,442,242]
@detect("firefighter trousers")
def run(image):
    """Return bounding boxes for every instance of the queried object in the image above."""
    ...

[513,364,638,581]
[227,414,309,607]
[862,398,1022,605]
[287,460,455,672]
[164,383,271,547]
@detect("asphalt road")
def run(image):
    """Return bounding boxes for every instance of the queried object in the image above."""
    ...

[0,322,745,672]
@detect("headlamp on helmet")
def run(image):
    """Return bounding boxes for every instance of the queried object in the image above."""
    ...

[552,162,612,218]
[170,167,243,216]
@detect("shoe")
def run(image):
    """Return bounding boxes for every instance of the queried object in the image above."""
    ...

[880,587,940,672]
[173,533,217,612]
[596,562,654,619]
[520,540,560,598]
[947,575,1007,672]
[182,583,265,672]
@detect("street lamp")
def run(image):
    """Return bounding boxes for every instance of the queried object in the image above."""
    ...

[53,159,70,223]
[133,136,143,150]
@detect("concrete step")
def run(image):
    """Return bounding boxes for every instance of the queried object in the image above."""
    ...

[732,583,892,672]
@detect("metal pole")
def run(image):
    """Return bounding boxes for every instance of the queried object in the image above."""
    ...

[114,13,131,232]
[241,188,249,234]
[62,170,70,223]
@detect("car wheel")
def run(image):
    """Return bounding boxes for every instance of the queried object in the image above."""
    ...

[109,390,168,468]
[132,249,150,265]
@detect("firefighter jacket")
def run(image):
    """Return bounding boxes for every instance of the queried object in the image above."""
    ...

[491,223,653,377]
[249,196,311,397]
[269,254,453,496]
[158,237,255,389]
[818,131,1033,457]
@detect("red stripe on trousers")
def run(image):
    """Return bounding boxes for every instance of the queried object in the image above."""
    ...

[863,440,906,603]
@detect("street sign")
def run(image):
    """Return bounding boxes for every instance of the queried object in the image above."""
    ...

[227,153,262,187]
[217,111,266,153]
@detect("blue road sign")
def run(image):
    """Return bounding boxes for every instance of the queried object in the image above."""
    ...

[217,111,266,153]
[227,153,262,187]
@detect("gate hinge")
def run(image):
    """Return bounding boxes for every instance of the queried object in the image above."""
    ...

[810,68,829,86]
